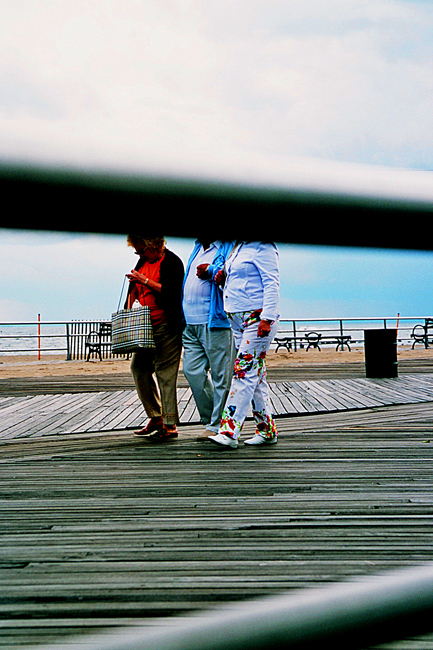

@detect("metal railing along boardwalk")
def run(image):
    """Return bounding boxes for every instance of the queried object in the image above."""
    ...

[0,316,431,360]
[278,316,405,351]
[30,563,433,650]
[0,320,116,360]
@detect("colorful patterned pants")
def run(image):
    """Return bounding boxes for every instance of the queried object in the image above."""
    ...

[218,310,278,441]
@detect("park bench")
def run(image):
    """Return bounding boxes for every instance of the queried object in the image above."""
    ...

[274,332,352,352]
[85,322,112,361]
[305,331,352,351]
[304,331,322,350]
[274,336,304,352]
[274,332,324,352]
[313,334,352,351]
[411,318,433,349]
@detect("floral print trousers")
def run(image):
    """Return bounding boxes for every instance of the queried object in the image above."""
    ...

[218,310,278,441]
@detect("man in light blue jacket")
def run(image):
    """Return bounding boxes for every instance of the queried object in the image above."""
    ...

[182,239,236,435]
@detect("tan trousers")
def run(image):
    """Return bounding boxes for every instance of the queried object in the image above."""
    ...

[130,321,182,427]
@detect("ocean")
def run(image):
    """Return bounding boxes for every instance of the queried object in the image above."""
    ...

[0,324,69,356]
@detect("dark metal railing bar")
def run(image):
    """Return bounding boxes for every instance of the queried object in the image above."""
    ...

[28,563,433,650]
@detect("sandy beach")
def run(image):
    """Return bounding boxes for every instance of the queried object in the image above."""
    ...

[1,345,433,379]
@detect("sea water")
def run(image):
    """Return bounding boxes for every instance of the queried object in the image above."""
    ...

[0,324,67,355]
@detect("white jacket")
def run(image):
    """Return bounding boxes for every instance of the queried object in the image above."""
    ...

[223,242,279,322]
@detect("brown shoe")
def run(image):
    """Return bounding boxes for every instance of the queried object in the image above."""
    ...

[147,427,178,442]
[134,417,164,436]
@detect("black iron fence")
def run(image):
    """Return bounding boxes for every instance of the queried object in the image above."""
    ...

[276,315,421,351]
[0,316,431,360]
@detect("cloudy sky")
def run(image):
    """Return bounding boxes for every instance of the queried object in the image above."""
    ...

[2,0,433,171]
[1,1,433,324]
[1,230,432,326]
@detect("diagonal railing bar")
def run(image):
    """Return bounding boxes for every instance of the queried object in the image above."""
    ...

[1,162,433,250]
[31,563,433,650]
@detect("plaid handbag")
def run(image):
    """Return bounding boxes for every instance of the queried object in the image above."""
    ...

[111,278,155,353]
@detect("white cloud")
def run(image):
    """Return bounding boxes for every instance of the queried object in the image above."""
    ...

[0,0,432,178]
[209,2,433,167]
[0,0,232,169]
[0,298,35,321]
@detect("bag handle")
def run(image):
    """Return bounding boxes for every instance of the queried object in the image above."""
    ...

[117,275,128,312]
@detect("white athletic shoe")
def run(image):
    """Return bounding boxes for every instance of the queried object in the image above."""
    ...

[208,433,238,449]
[244,435,278,446]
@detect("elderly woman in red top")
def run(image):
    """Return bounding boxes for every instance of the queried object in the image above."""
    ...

[125,235,184,441]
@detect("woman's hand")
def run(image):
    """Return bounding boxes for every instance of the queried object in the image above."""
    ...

[126,270,147,285]
[126,270,162,293]
[257,319,272,338]
[196,263,210,279]
[214,269,225,286]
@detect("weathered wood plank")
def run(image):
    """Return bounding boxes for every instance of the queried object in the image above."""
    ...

[268,382,296,415]
[278,381,311,413]
[28,392,124,438]
[3,373,433,440]
[1,403,433,649]
[290,380,345,412]
[1,365,433,648]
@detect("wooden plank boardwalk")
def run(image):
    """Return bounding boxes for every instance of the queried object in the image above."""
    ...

[0,402,433,649]
[1,366,433,648]
[1,373,433,440]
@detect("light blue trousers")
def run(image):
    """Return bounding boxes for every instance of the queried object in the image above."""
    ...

[182,324,235,433]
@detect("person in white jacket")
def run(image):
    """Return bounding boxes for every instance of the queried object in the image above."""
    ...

[209,241,280,448]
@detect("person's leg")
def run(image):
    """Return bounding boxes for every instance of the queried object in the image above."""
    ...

[130,348,162,419]
[217,316,278,442]
[182,324,214,428]
[153,322,182,430]
[249,377,278,440]
[205,327,236,433]
[245,321,279,443]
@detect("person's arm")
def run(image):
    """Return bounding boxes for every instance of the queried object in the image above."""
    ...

[211,241,236,287]
[257,319,272,337]
[126,269,161,292]
[196,263,211,279]
[255,243,280,337]
[160,253,184,300]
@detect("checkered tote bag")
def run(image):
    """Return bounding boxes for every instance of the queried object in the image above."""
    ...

[111,278,155,353]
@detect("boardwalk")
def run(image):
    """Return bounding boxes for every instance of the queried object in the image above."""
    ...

[2,373,433,440]
[0,364,433,648]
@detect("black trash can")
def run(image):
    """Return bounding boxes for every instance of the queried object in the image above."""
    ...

[364,329,398,378]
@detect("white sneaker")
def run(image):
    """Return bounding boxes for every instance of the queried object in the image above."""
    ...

[208,433,238,449]
[244,435,278,446]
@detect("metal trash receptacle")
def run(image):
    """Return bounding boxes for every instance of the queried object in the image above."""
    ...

[364,329,398,378]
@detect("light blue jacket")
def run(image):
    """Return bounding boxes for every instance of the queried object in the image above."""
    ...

[223,242,280,322]
[183,240,235,329]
